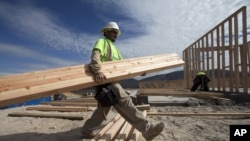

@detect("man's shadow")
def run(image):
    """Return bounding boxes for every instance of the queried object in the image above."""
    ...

[0,127,86,141]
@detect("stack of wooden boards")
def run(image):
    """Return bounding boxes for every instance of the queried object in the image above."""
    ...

[7,97,150,141]
[89,111,147,141]
[8,97,150,120]
[0,53,184,107]
[7,96,250,141]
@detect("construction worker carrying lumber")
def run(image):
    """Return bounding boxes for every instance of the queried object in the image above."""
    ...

[191,71,210,91]
[81,21,164,140]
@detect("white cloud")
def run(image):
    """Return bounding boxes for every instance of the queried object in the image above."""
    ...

[0,0,249,76]
[96,0,249,60]
[1,0,248,60]
[90,0,248,77]
[0,43,79,69]
[0,2,96,55]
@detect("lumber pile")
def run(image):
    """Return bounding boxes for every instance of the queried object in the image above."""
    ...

[0,53,184,107]
[88,110,243,140]
[39,97,150,110]
[7,98,95,120]
[91,111,147,141]
[7,96,150,120]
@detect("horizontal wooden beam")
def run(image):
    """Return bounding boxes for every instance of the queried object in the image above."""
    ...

[41,101,97,107]
[26,106,88,112]
[148,112,250,117]
[26,104,149,112]
[8,112,86,120]
[0,53,184,107]
[139,89,224,99]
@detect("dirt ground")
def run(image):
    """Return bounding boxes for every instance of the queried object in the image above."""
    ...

[0,98,250,141]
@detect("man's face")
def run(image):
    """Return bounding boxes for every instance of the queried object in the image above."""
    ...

[105,29,119,42]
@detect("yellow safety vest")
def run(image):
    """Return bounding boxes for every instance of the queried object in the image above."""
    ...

[93,38,123,62]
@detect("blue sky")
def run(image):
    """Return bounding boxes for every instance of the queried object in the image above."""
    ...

[0,0,250,77]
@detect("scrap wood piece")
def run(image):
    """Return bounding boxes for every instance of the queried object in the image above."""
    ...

[26,106,88,112]
[147,112,250,117]
[91,114,121,141]
[8,112,87,120]
[212,96,233,105]
[0,53,184,107]
[212,96,231,101]
[135,104,150,111]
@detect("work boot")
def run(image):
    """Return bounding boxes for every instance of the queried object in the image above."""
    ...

[81,130,95,139]
[142,122,164,141]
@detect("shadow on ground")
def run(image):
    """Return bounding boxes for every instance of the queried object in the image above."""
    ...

[0,127,84,141]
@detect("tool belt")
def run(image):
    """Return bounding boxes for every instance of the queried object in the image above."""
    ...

[94,84,118,107]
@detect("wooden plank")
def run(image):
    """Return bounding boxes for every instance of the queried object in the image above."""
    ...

[92,111,147,141]
[0,54,177,88]
[26,106,88,112]
[48,99,97,104]
[91,114,121,141]
[114,122,132,141]
[98,116,126,141]
[8,112,86,120]
[147,112,250,117]
[41,102,97,107]
[114,110,147,141]
[0,54,179,89]
[139,89,224,99]
[212,97,231,101]
[0,53,184,107]
[140,88,223,94]
[39,101,147,110]
[0,54,175,82]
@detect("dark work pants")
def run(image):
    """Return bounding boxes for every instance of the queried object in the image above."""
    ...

[191,80,209,91]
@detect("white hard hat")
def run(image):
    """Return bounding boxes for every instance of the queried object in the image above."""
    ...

[101,21,121,36]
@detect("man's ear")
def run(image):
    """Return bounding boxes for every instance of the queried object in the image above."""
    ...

[104,32,108,37]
